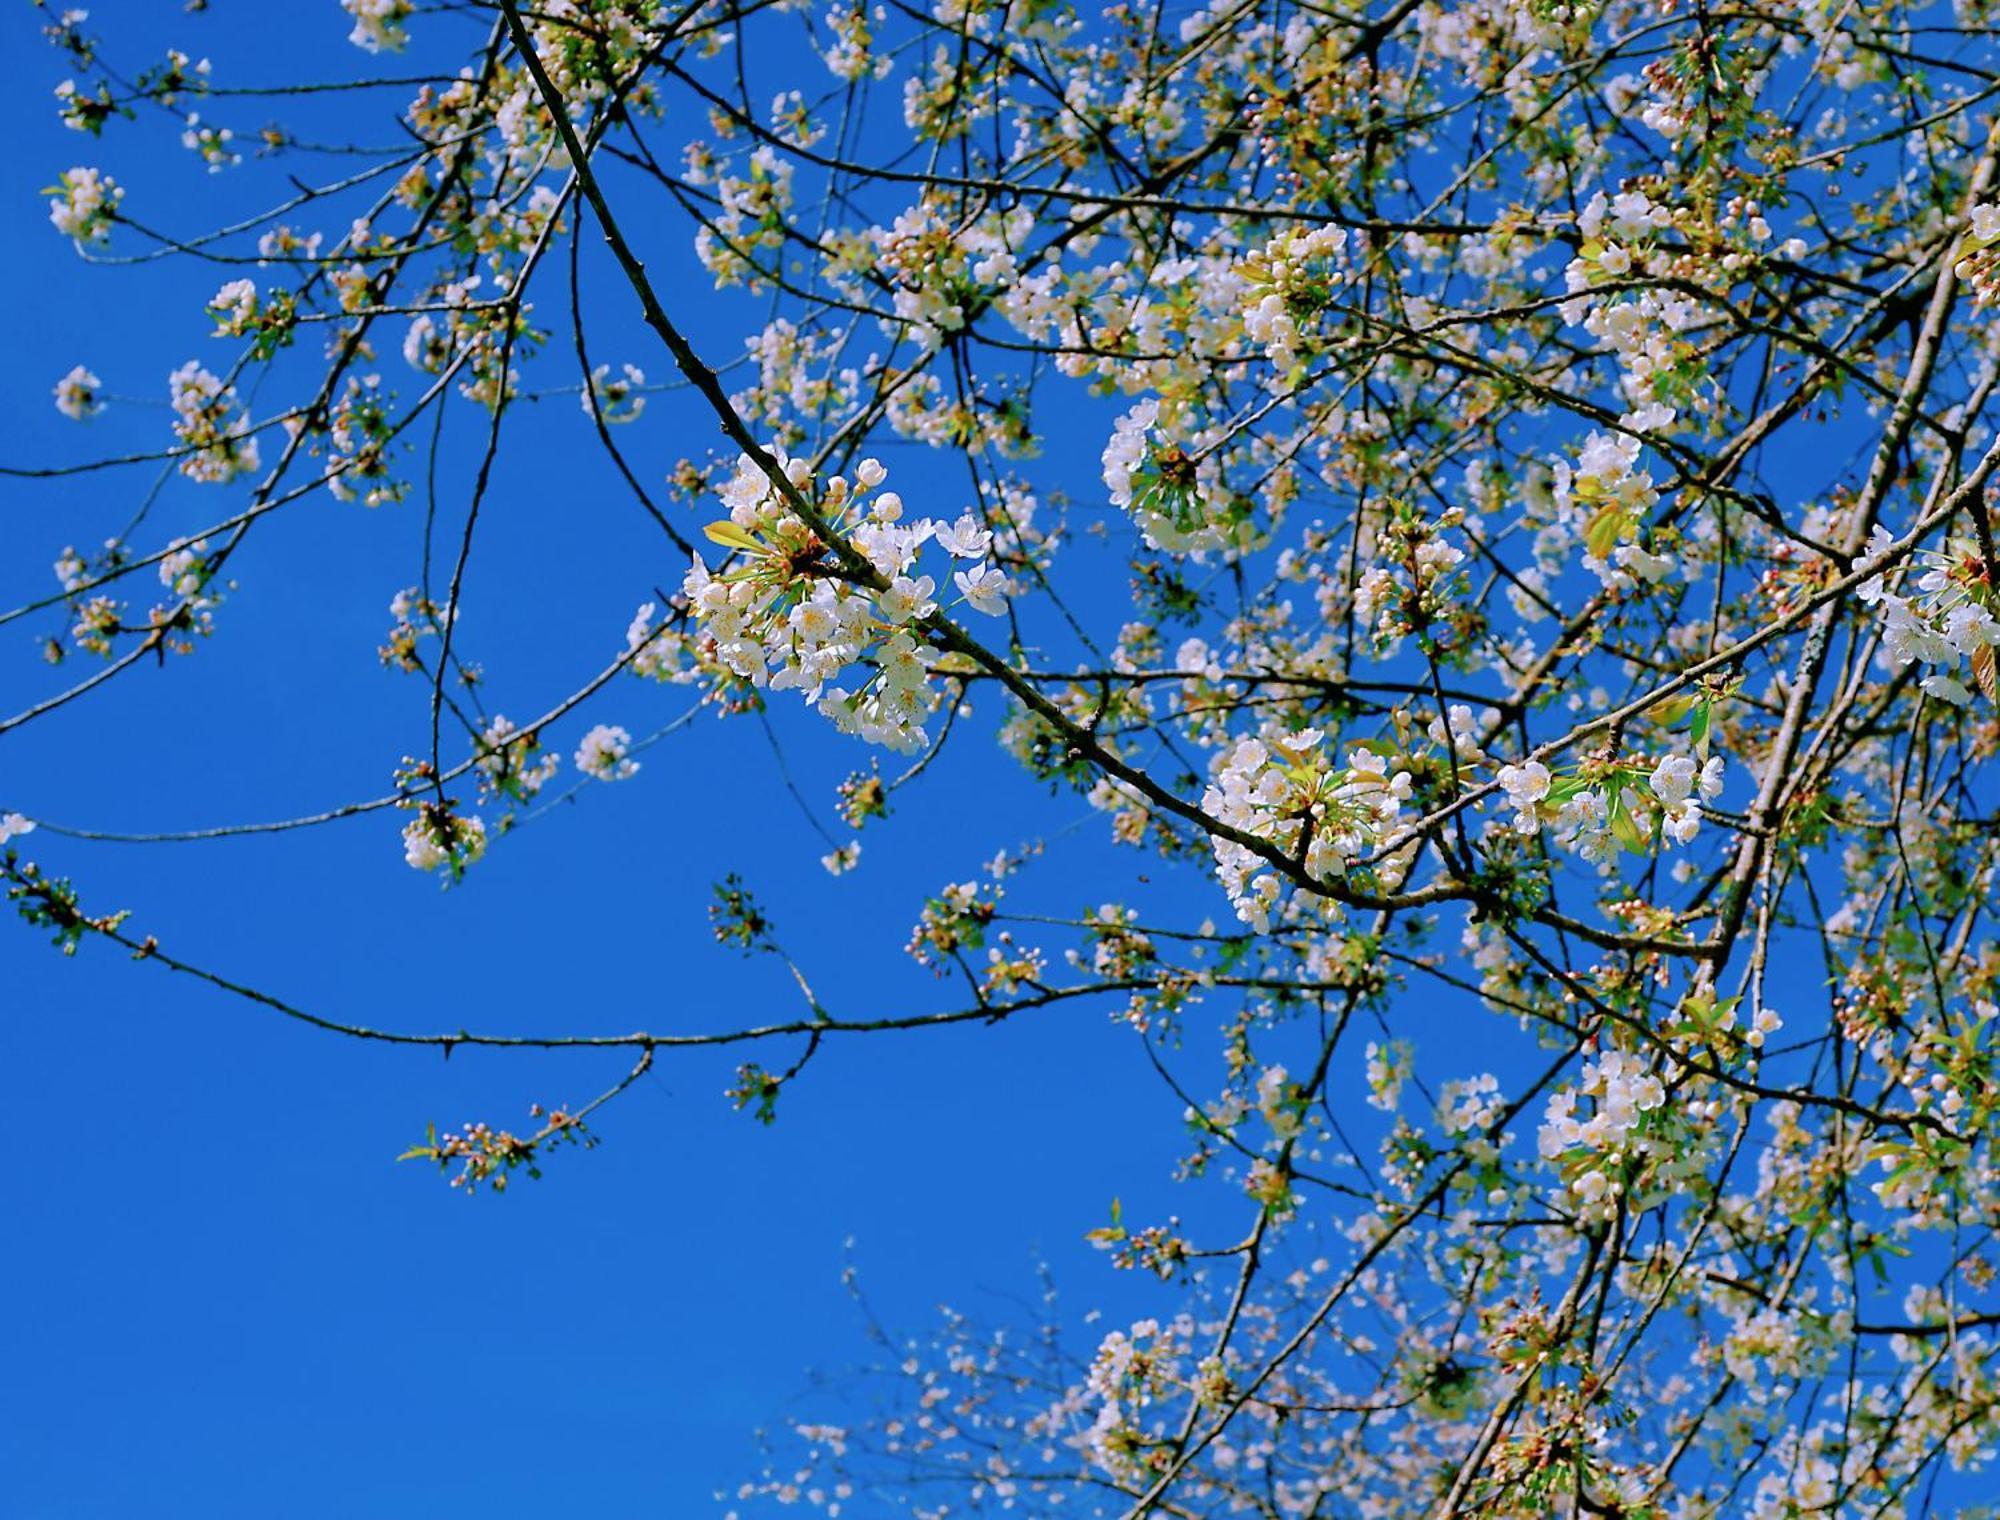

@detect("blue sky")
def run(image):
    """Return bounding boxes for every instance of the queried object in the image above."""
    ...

[0,4,1255,1513]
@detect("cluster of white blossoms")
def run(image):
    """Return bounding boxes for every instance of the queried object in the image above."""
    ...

[398,276,506,396]
[1102,403,1161,508]
[1437,1072,1505,1137]
[475,715,558,802]
[1351,512,1468,649]
[1539,1047,1668,1217]
[691,145,797,291]
[1743,1438,1846,1516]
[1547,188,1722,586]
[1073,1317,1190,1484]
[574,723,638,781]
[52,547,89,594]
[1648,752,1726,842]
[168,361,261,484]
[1496,749,1723,857]
[401,808,486,874]
[401,312,453,373]
[47,166,122,247]
[342,0,414,53]
[1950,202,2000,305]
[1199,727,1412,931]
[621,602,694,686]
[1857,524,2000,706]
[820,1,892,81]
[318,376,404,507]
[180,115,239,174]
[1101,398,1222,554]
[207,279,259,338]
[1417,0,1576,69]
[732,317,860,436]
[52,364,101,421]
[149,536,224,646]
[1719,1298,1835,1399]
[1237,224,1348,371]
[1255,1063,1303,1143]
[256,224,323,262]
[1561,190,1702,390]
[1365,1038,1415,1112]
[54,77,110,135]
[865,202,1030,353]
[581,363,645,425]
[400,713,645,875]
[682,452,1011,754]
[1552,409,1679,587]
[158,536,216,602]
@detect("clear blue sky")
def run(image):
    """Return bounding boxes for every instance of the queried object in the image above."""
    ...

[0,4,1256,1513]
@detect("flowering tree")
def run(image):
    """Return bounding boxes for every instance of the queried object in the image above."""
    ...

[11,0,2000,1513]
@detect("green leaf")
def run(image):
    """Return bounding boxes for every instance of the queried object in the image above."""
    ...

[1609,793,1648,854]
[1585,505,1626,562]
[1649,693,1697,726]
[703,520,762,552]
[1545,773,1593,804]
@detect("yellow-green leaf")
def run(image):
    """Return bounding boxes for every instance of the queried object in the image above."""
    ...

[1649,693,1697,726]
[1610,795,1648,854]
[703,520,762,552]
[1585,506,1625,562]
